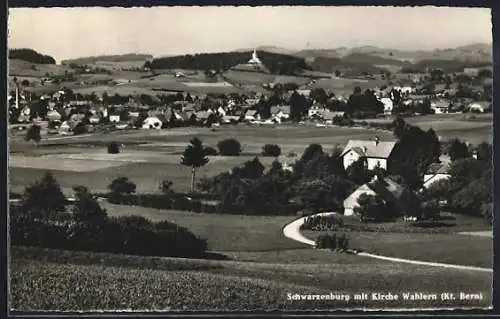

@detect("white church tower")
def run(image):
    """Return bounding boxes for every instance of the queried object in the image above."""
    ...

[247,49,262,65]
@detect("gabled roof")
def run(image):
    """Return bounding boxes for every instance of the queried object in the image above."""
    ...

[323,111,345,120]
[367,177,407,205]
[280,105,291,114]
[426,162,451,175]
[341,140,396,159]
[196,111,213,119]
[245,110,257,117]
[270,106,280,115]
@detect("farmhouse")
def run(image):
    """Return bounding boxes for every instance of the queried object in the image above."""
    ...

[109,114,121,123]
[46,109,61,121]
[323,111,345,124]
[380,97,394,114]
[423,162,451,189]
[244,110,259,121]
[142,116,163,129]
[343,176,410,216]
[431,100,450,114]
[340,137,396,170]
[270,105,291,121]
[467,102,490,113]
[308,105,326,118]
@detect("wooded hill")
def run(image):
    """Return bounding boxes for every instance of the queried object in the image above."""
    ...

[150,51,311,75]
[61,53,154,66]
[9,49,56,64]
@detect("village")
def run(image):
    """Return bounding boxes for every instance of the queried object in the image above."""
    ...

[8,49,492,135]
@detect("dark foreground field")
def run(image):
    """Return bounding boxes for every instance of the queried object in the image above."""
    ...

[10,247,492,311]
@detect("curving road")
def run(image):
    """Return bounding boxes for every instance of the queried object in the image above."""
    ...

[282,212,493,273]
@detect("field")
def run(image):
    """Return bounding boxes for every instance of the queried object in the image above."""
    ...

[8,114,492,194]
[8,59,73,77]
[302,230,492,269]
[363,113,493,144]
[102,203,306,252]
[308,77,386,96]
[9,150,278,195]
[10,247,492,311]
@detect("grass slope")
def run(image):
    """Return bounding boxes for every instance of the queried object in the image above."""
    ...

[10,247,492,311]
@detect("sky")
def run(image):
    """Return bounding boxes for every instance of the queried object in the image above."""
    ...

[8,6,492,63]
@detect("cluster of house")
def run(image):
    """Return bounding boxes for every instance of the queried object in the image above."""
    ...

[280,136,461,218]
[339,137,452,217]
[374,86,490,115]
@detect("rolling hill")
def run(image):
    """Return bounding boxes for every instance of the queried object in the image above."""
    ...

[9,49,56,65]
[61,53,153,66]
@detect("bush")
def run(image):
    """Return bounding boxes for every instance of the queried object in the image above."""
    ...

[314,233,348,251]
[262,144,282,157]
[25,125,41,143]
[217,138,242,156]
[10,211,207,258]
[108,177,136,199]
[107,141,121,154]
[159,180,174,195]
[302,215,344,231]
[204,147,218,156]
[72,122,88,135]
[20,172,67,219]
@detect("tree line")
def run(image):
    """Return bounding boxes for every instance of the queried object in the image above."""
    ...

[149,51,310,75]
[9,49,56,64]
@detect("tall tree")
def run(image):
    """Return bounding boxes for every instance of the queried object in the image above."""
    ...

[448,138,470,161]
[21,172,66,219]
[181,138,210,192]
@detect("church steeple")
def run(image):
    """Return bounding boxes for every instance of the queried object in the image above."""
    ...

[248,49,262,65]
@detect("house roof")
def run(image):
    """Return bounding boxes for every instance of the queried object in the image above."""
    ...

[432,100,449,109]
[426,162,451,175]
[196,111,212,119]
[323,111,345,120]
[341,140,396,159]
[270,106,280,115]
[367,177,407,204]
[280,105,291,114]
[245,110,257,117]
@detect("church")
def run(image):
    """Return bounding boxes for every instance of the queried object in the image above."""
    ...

[230,49,269,73]
[247,49,262,65]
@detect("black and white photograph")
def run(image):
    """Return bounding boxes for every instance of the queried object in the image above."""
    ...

[7,5,493,312]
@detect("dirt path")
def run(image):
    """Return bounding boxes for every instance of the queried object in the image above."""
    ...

[282,213,492,273]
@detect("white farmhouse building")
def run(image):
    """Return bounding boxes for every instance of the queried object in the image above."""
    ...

[380,97,394,114]
[340,138,396,170]
[422,162,451,189]
[142,116,163,129]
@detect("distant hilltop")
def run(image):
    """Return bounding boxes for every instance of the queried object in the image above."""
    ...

[8,43,492,77]
[9,48,56,65]
[61,53,154,66]
[236,43,492,64]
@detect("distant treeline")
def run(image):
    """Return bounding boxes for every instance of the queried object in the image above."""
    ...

[410,59,492,73]
[149,51,311,75]
[309,56,387,75]
[310,54,492,75]
[9,49,56,64]
[61,53,154,66]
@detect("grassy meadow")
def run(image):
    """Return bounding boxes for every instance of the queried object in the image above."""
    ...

[10,247,492,311]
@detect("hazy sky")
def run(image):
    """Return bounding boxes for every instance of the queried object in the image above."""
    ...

[8,6,492,63]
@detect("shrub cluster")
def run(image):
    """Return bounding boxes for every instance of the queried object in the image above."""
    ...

[314,232,349,251]
[10,212,207,258]
[301,214,344,231]
[11,174,207,259]
[262,144,281,157]
[107,141,121,154]
[217,138,242,156]
[108,193,301,216]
